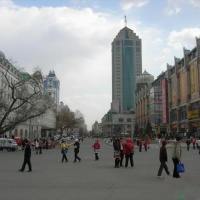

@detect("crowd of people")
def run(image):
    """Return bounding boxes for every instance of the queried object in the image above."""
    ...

[17,134,199,179]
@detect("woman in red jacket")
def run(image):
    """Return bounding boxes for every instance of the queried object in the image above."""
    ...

[124,138,134,167]
[92,139,100,160]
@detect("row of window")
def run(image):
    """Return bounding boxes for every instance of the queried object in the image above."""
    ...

[115,40,141,47]
[118,118,132,122]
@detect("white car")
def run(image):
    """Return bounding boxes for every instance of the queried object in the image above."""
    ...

[0,138,18,151]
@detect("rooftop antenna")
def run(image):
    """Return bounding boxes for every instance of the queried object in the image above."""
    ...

[124,15,127,27]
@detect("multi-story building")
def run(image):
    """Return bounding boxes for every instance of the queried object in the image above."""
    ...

[135,37,200,139]
[0,51,56,139]
[166,37,200,138]
[43,70,60,107]
[102,23,141,138]
[135,70,154,136]
[112,25,142,113]
[92,121,102,136]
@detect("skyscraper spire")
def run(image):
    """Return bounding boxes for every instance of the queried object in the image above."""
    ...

[124,15,127,27]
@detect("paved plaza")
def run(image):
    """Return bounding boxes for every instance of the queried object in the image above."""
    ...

[0,138,200,200]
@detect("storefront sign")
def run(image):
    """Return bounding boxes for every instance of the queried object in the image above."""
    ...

[188,109,199,119]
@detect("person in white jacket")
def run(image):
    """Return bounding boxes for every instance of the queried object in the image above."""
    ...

[171,135,182,178]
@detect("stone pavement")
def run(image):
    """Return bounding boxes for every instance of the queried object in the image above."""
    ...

[0,138,199,200]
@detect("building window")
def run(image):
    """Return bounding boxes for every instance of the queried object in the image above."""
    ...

[119,118,123,122]
[116,41,120,46]
[136,47,140,53]
[136,41,140,46]
[127,118,131,122]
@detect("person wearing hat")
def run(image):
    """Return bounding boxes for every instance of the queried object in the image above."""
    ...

[19,139,32,172]
[74,138,81,162]
[157,140,171,177]
[171,135,182,178]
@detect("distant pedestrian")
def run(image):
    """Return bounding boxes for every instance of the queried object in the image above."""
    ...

[157,140,171,177]
[147,139,150,149]
[144,140,148,151]
[74,139,81,162]
[192,138,196,149]
[39,138,43,154]
[186,139,191,151]
[46,139,49,150]
[113,138,120,168]
[120,138,125,166]
[35,139,39,154]
[171,135,182,178]
[92,139,100,160]
[124,138,134,167]
[139,139,142,152]
[18,139,32,172]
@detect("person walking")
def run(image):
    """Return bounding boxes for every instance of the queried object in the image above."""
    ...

[157,140,171,177]
[144,140,148,151]
[39,138,43,154]
[18,139,32,172]
[139,138,142,152]
[186,139,191,151]
[61,140,69,163]
[192,138,196,149]
[113,138,121,168]
[124,138,134,167]
[74,139,81,162]
[35,139,39,154]
[120,138,125,166]
[92,139,100,160]
[171,135,182,178]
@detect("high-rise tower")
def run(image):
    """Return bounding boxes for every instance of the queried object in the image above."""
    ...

[112,23,142,113]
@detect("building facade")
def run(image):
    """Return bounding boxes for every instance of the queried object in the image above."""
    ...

[166,37,200,138]
[135,37,200,139]
[43,70,60,107]
[135,70,154,135]
[101,24,140,138]
[0,51,56,140]
[112,26,142,112]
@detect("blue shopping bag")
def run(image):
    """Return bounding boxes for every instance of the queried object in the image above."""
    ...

[177,163,185,173]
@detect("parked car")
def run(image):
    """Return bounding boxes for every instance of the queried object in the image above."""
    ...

[0,138,18,151]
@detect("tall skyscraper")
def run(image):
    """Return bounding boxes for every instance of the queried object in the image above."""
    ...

[112,22,142,113]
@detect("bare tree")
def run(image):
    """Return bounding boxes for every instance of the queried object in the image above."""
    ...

[0,68,56,136]
[56,108,85,137]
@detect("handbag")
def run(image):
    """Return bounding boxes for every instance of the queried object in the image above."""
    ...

[61,148,68,153]
[177,163,185,173]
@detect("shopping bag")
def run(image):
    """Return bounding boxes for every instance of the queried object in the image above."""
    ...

[177,163,185,173]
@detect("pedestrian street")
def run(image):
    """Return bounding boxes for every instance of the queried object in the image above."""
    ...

[0,138,199,200]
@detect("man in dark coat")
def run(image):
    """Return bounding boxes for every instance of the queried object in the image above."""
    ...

[157,140,171,177]
[19,139,32,172]
[74,139,81,162]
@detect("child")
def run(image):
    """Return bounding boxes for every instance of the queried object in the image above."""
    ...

[157,140,171,177]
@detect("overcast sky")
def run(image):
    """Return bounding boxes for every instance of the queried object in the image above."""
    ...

[0,0,200,130]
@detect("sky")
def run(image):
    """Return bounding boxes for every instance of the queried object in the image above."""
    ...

[0,0,200,130]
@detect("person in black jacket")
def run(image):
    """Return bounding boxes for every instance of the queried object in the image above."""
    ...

[74,139,81,162]
[19,139,32,172]
[113,138,121,168]
[157,140,171,177]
